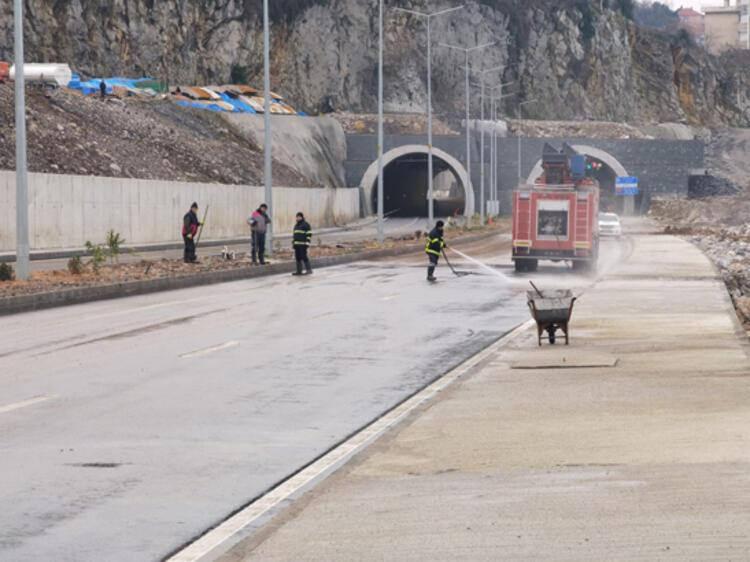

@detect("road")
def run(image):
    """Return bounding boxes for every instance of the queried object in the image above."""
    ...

[0,233,628,561]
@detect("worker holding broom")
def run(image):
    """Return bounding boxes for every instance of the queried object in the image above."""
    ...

[425,220,446,283]
[182,202,203,263]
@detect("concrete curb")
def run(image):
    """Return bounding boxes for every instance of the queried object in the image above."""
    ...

[0,231,497,317]
[0,220,380,263]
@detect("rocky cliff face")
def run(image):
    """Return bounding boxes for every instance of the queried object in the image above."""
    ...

[1,0,748,126]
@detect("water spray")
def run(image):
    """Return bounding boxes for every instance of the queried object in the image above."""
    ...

[449,248,511,283]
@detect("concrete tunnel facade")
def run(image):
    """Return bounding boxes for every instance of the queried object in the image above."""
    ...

[359,145,475,218]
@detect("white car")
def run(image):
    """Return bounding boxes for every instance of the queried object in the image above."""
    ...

[598,212,622,237]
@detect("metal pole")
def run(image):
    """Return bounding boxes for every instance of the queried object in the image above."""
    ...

[377,0,385,243]
[517,108,522,183]
[427,17,434,223]
[479,77,485,224]
[464,50,470,213]
[517,99,537,184]
[14,0,29,280]
[263,0,273,256]
[490,95,495,213]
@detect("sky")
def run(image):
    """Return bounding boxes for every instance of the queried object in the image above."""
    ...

[660,0,709,13]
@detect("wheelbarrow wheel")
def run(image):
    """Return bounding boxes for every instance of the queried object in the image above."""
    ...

[546,325,557,345]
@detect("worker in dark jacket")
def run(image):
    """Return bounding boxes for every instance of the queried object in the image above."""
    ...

[292,212,313,276]
[182,202,202,263]
[425,220,446,282]
[99,80,107,99]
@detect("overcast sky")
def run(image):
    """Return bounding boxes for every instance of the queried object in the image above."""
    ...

[659,0,709,13]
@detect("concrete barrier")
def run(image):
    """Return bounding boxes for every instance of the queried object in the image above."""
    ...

[0,172,360,251]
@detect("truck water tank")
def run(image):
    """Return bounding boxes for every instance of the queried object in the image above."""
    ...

[9,63,72,87]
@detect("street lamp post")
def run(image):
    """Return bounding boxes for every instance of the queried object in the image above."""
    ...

[262,0,273,255]
[438,41,494,218]
[517,99,538,184]
[14,0,29,280]
[377,0,385,243]
[395,5,464,224]
[480,82,513,216]
[474,65,504,223]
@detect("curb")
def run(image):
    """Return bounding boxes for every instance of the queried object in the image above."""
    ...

[0,221,380,264]
[0,231,498,316]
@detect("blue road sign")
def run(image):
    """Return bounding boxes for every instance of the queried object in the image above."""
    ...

[616,176,639,196]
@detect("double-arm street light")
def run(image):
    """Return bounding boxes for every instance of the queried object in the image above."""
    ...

[437,41,495,216]
[394,5,464,223]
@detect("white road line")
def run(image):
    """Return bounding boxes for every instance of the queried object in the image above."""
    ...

[180,341,240,359]
[0,395,54,415]
[166,319,535,562]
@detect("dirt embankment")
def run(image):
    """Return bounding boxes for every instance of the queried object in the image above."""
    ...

[0,84,310,186]
[650,196,750,327]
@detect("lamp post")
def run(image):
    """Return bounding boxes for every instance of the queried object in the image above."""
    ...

[473,65,504,223]
[14,0,29,280]
[438,41,494,217]
[377,0,385,243]
[517,99,538,184]
[262,0,273,255]
[479,82,513,216]
[394,5,465,223]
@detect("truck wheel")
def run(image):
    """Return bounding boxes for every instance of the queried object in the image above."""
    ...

[514,260,526,273]
[527,259,538,272]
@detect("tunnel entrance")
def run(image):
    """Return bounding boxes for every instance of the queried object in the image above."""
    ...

[360,145,474,218]
[527,145,633,214]
[371,153,466,218]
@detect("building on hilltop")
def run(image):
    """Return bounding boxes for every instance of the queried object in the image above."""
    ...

[704,0,750,53]
[677,7,706,43]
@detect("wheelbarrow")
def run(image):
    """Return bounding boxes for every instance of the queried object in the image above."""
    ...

[527,283,577,346]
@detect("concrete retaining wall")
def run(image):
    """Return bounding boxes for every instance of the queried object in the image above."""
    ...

[0,172,360,251]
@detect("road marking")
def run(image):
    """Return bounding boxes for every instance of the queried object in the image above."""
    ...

[0,395,54,415]
[381,295,399,301]
[180,341,239,359]
[166,319,535,562]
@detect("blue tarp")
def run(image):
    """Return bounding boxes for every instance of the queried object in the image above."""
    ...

[68,72,305,116]
[68,75,156,95]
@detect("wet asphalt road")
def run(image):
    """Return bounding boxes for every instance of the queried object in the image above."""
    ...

[0,234,536,561]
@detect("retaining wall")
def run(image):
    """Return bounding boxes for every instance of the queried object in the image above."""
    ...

[0,172,360,251]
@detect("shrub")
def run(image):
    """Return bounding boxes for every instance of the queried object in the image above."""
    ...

[67,255,84,275]
[85,241,107,274]
[230,64,250,84]
[105,230,125,263]
[0,262,14,281]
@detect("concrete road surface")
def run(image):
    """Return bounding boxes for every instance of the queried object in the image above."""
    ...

[1,233,601,561]
[221,230,750,562]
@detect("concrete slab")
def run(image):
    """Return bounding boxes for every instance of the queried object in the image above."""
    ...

[220,232,750,562]
[510,352,619,369]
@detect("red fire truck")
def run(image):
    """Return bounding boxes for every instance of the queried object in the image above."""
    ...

[512,143,600,272]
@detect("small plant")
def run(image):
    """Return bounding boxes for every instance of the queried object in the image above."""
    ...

[85,241,107,274]
[105,230,125,263]
[230,64,250,84]
[67,255,84,275]
[0,262,14,282]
